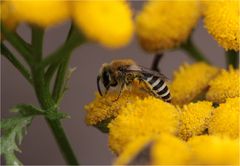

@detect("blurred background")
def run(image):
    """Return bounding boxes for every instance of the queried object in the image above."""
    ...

[1,1,225,165]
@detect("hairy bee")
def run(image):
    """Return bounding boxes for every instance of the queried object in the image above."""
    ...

[97,59,171,102]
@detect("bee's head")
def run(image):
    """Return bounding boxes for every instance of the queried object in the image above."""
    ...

[97,65,117,96]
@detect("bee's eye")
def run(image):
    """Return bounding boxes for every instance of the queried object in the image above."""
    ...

[102,71,111,87]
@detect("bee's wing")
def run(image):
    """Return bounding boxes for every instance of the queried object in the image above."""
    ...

[126,65,169,81]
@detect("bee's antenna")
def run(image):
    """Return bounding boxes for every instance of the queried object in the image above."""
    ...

[97,75,103,96]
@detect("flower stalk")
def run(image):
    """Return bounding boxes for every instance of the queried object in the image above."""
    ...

[151,53,163,72]
[225,50,239,69]
[181,38,210,64]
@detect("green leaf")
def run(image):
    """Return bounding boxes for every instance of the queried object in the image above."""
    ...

[0,104,43,165]
[10,104,45,116]
[0,115,32,166]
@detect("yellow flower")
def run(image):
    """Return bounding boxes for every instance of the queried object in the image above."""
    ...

[84,88,149,126]
[170,62,218,106]
[206,67,240,103]
[136,0,200,52]
[203,0,240,51]
[108,97,179,154]
[73,1,133,48]
[178,101,214,140]
[208,97,240,139]
[188,135,239,165]
[114,134,191,165]
[152,134,190,165]
[114,135,153,165]
[1,1,18,29]
[7,0,70,27]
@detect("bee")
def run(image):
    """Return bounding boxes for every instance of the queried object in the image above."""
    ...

[97,59,171,102]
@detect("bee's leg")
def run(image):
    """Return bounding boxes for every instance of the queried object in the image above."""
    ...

[139,79,157,97]
[112,82,125,102]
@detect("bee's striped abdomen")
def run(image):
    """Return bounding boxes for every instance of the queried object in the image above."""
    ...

[143,75,171,102]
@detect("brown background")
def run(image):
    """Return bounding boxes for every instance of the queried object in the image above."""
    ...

[1,2,225,165]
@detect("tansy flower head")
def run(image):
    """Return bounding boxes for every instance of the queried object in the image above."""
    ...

[170,62,218,106]
[84,87,149,127]
[208,97,240,139]
[206,67,240,103]
[73,0,134,48]
[203,0,240,51]
[108,97,179,154]
[136,0,200,52]
[114,134,190,165]
[177,101,214,140]
[6,0,70,27]
[188,135,239,165]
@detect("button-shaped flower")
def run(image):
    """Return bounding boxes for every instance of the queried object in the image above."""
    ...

[108,97,179,154]
[170,62,218,106]
[136,0,200,52]
[206,67,240,103]
[203,0,240,51]
[73,0,134,48]
[177,101,214,140]
[208,97,240,139]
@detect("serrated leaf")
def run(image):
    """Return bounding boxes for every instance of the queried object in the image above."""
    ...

[11,104,45,116]
[0,105,41,165]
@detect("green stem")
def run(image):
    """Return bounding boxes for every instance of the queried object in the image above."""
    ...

[151,53,163,72]
[31,26,44,61]
[1,23,33,65]
[51,28,85,103]
[181,38,210,63]
[30,25,79,165]
[31,66,79,165]
[45,64,59,86]
[52,57,70,103]
[225,50,239,69]
[1,43,32,84]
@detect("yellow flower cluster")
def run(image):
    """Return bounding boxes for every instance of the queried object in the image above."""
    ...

[1,0,134,48]
[85,88,148,126]
[108,97,179,154]
[206,67,240,103]
[115,135,239,165]
[203,0,240,51]
[136,0,200,52]
[177,101,213,140]
[85,60,239,164]
[170,62,218,105]
[209,97,240,139]
[188,135,239,165]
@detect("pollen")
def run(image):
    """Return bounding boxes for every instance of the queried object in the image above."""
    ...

[108,97,179,154]
[84,87,149,126]
[203,0,240,51]
[170,62,219,106]
[177,101,214,141]
[208,97,240,139]
[206,67,240,103]
[136,0,200,52]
